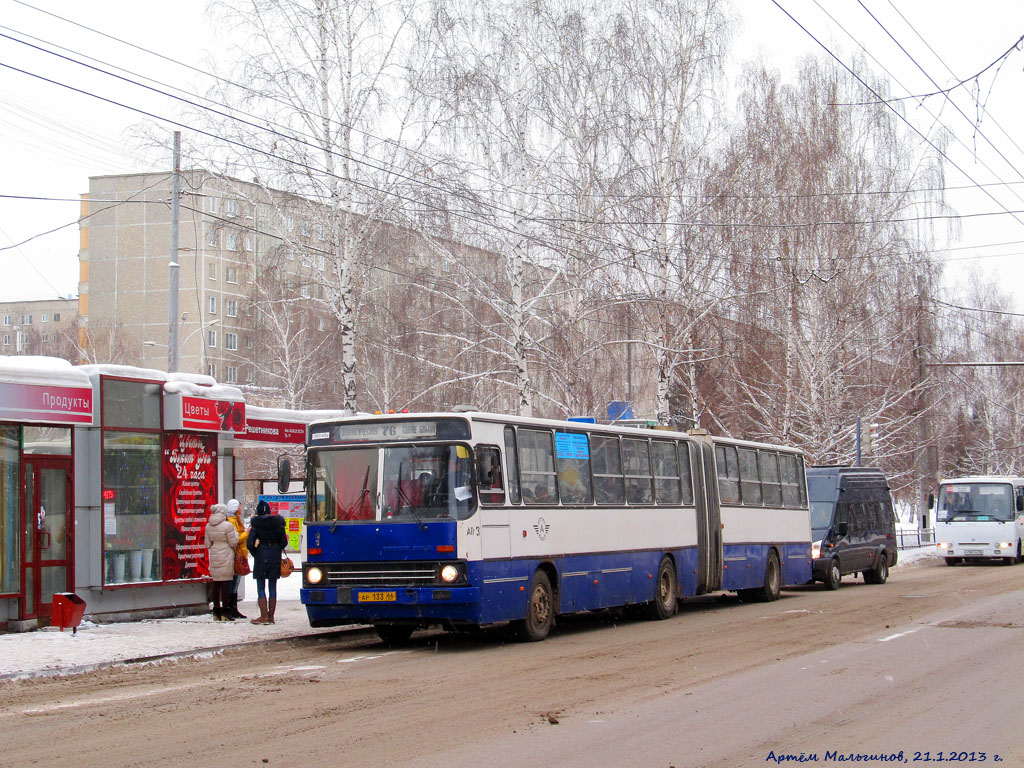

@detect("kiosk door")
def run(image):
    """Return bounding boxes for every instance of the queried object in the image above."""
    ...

[22,458,73,620]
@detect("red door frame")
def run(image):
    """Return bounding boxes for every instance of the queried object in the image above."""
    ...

[21,456,73,621]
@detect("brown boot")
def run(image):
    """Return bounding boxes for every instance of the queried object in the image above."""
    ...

[250,597,270,624]
[267,598,277,624]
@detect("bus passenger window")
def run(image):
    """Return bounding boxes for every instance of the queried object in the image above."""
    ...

[760,452,782,506]
[779,454,804,506]
[477,446,505,505]
[651,440,681,504]
[738,448,763,505]
[504,427,521,504]
[519,429,557,506]
[716,445,740,505]
[622,438,653,505]
[591,435,624,505]
[678,442,694,506]
[555,432,593,505]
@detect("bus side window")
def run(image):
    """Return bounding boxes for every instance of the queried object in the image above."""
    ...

[738,448,763,506]
[477,446,505,506]
[760,451,782,506]
[504,426,521,504]
[678,441,694,506]
[716,445,740,505]
[555,432,593,505]
[592,435,624,505]
[622,438,653,505]
[651,439,681,504]
[779,454,803,507]
[519,429,557,505]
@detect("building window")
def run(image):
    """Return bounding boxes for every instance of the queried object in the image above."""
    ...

[225,199,238,217]
[207,364,216,378]
[20,315,32,325]
[2,316,9,326]
[53,313,60,322]
[225,333,237,351]
[225,232,238,251]
[41,333,49,343]
[208,330,218,348]
[208,196,218,213]
[208,296,217,315]
[225,266,238,283]
[207,262,217,280]
[41,314,48,323]
[245,337,253,349]
[225,300,238,318]
[244,236,252,251]
[224,365,237,383]
[1,335,9,346]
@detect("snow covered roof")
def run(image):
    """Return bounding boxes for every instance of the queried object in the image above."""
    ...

[0,355,93,387]
[246,405,353,424]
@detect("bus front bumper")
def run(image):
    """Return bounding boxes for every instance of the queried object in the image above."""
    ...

[938,542,1016,559]
[301,585,482,625]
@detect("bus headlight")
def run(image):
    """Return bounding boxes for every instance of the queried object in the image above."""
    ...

[306,566,324,585]
[440,564,460,583]
[811,541,822,560]
[937,542,950,550]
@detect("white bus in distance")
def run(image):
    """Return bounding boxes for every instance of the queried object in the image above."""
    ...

[933,476,1024,565]
[297,412,813,643]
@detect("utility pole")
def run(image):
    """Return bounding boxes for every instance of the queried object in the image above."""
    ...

[167,131,181,373]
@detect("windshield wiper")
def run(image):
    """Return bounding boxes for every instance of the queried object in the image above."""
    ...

[333,465,370,533]
[394,461,428,531]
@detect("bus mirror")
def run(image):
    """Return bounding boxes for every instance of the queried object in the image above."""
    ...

[928,493,935,510]
[833,521,849,538]
[1018,496,1023,513]
[278,456,292,493]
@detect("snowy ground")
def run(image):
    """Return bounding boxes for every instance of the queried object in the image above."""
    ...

[0,572,351,680]
[0,548,942,679]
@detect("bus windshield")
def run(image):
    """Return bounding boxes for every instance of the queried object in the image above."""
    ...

[937,482,1015,522]
[311,443,477,522]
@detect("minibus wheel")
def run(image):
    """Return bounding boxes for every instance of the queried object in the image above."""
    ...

[824,558,842,590]
[864,554,889,584]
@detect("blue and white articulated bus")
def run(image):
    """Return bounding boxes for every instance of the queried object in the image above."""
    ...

[295,412,812,643]
[933,476,1024,565]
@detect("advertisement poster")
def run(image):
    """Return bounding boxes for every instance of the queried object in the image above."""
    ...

[162,433,217,580]
[258,493,306,551]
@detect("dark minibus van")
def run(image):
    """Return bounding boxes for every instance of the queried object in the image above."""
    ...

[807,466,898,589]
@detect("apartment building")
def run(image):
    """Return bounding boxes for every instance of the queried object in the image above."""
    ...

[0,298,78,359]
[79,170,325,389]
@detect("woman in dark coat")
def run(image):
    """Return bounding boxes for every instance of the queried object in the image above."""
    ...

[248,499,288,624]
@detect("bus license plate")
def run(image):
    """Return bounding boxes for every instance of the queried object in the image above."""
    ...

[963,549,982,556]
[358,591,397,602]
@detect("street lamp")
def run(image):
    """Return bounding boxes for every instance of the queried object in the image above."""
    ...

[144,318,221,353]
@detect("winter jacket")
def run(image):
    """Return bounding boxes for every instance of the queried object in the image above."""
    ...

[249,512,287,580]
[228,513,249,558]
[204,510,240,582]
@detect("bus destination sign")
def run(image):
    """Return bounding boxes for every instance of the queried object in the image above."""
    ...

[332,421,439,443]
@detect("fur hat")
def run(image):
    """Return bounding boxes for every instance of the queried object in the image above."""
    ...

[226,499,240,514]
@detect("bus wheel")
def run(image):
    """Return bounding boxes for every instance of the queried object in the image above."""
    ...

[944,557,961,566]
[515,570,554,642]
[741,551,782,602]
[375,625,415,647]
[823,558,842,590]
[647,556,678,620]
[864,554,889,584]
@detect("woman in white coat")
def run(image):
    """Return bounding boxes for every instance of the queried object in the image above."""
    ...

[204,503,240,621]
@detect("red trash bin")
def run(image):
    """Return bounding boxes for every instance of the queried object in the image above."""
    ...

[52,593,87,634]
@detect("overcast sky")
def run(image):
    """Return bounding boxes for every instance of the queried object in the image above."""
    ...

[2,0,1023,306]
